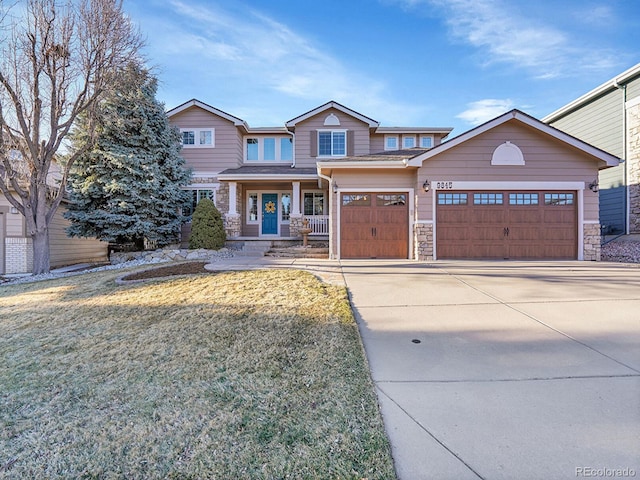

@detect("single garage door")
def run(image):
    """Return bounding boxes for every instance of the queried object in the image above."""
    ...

[437,191,577,259]
[341,192,408,259]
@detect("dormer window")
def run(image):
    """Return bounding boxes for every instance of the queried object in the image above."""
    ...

[385,135,398,150]
[318,130,346,157]
[403,136,416,149]
[420,135,433,148]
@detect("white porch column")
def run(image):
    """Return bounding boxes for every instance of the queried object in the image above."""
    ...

[292,181,301,215]
[228,181,238,214]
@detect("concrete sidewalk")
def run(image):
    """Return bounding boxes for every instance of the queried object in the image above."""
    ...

[340,260,640,480]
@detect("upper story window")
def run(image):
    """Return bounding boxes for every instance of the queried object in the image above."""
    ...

[181,128,215,148]
[385,135,398,150]
[403,136,416,149]
[420,135,433,148]
[318,130,346,157]
[245,136,293,162]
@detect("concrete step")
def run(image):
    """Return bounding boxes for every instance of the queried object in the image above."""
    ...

[265,252,329,259]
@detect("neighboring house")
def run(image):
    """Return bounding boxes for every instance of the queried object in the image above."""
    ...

[0,158,107,275]
[543,62,640,235]
[168,100,618,261]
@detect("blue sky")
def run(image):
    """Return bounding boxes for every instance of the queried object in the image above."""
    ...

[125,0,640,137]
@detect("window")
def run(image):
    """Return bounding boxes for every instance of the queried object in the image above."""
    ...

[385,136,398,150]
[437,193,468,205]
[342,194,371,206]
[509,193,539,205]
[318,131,346,156]
[474,193,503,205]
[245,137,293,162]
[377,194,406,206]
[304,192,325,215]
[545,193,574,205]
[247,138,259,161]
[403,136,416,149]
[181,128,214,148]
[248,193,258,223]
[183,189,214,217]
[281,137,293,161]
[281,193,291,222]
[263,138,276,161]
[420,136,433,148]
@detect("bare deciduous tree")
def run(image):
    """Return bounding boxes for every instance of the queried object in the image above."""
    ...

[0,0,143,274]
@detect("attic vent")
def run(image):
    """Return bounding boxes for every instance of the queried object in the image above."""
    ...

[491,141,524,166]
[324,113,340,126]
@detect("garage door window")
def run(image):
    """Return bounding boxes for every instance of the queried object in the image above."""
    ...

[473,193,503,205]
[342,194,371,206]
[509,193,539,205]
[545,193,574,205]
[438,193,468,205]
[377,194,406,206]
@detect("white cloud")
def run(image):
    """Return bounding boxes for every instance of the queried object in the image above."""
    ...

[142,0,423,125]
[393,0,621,79]
[456,99,514,125]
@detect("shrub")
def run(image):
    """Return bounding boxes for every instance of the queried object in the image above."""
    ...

[189,198,226,249]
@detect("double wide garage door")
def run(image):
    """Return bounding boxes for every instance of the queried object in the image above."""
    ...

[341,192,408,259]
[437,191,577,259]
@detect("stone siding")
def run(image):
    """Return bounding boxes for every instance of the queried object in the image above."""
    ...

[289,214,303,237]
[224,213,241,238]
[583,223,601,261]
[627,102,640,233]
[415,222,433,260]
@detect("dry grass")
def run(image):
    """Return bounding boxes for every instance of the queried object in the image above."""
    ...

[0,268,395,479]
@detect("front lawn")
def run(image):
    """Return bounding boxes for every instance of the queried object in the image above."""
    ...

[0,268,395,479]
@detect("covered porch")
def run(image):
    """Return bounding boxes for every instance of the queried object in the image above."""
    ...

[216,166,329,241]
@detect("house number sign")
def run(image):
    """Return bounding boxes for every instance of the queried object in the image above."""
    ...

[435,181,454,190]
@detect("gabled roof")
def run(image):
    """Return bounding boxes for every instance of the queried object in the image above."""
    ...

[543,62,640,123]
[285,100,379,128]
[166,99,249,129]
[407,109,620,169]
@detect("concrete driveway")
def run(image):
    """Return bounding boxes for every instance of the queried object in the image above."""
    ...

[340,260,640,480]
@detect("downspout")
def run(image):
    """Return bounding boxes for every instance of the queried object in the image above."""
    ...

[613,80,628,234]
[286,130,296,168]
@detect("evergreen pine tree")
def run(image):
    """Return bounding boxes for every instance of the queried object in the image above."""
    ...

[65,63,191,247]
[189,198,226,250]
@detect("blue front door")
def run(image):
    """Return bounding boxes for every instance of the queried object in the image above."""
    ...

[262,194,278,235]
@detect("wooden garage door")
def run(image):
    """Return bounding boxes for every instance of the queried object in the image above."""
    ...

[341,193,408,259]
[437,191,577,259]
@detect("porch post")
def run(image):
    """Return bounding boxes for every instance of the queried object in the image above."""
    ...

[290,181,303,237]
[224,181,241,238]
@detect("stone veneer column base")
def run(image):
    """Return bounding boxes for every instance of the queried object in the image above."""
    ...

[224,213,241,238]
[5,237,33,274]
[289,214,303,238]
[583,223,601,261]
[414,222,433,260]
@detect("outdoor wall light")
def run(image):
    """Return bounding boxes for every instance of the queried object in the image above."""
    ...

[588,179,599,193]
[422,179,430,192]
[333,182,339,193]
[10,207,18,214]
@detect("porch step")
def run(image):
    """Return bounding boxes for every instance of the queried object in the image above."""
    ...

[234,241,273,257]
[265,247,329,259]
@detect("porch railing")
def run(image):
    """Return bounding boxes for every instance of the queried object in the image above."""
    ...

[305,215,329,235]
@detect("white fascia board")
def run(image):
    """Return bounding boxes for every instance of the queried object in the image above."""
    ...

[167,99,248,128]
[316,161,409,169]
[429,180,585,190]
[217,174,317,181]
[543,62,640,123]
[286,101,379,128]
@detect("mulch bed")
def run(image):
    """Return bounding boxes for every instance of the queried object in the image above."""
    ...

[121,262,211,281]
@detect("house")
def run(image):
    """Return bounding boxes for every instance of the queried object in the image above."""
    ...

[168,100,618,261]
[0,196,108,274]
[543,62,640,235]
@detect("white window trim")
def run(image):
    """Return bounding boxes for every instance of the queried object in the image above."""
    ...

[180,127,215,148]
[246,191,260,225]
[402,135,416,149]
[244,136,293,163]
[384,135,399,151]
[302,189,327,215]
[419,135,434,148]
[317,129,347,158]
[183,186,217,216]
[281,192,292,224]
